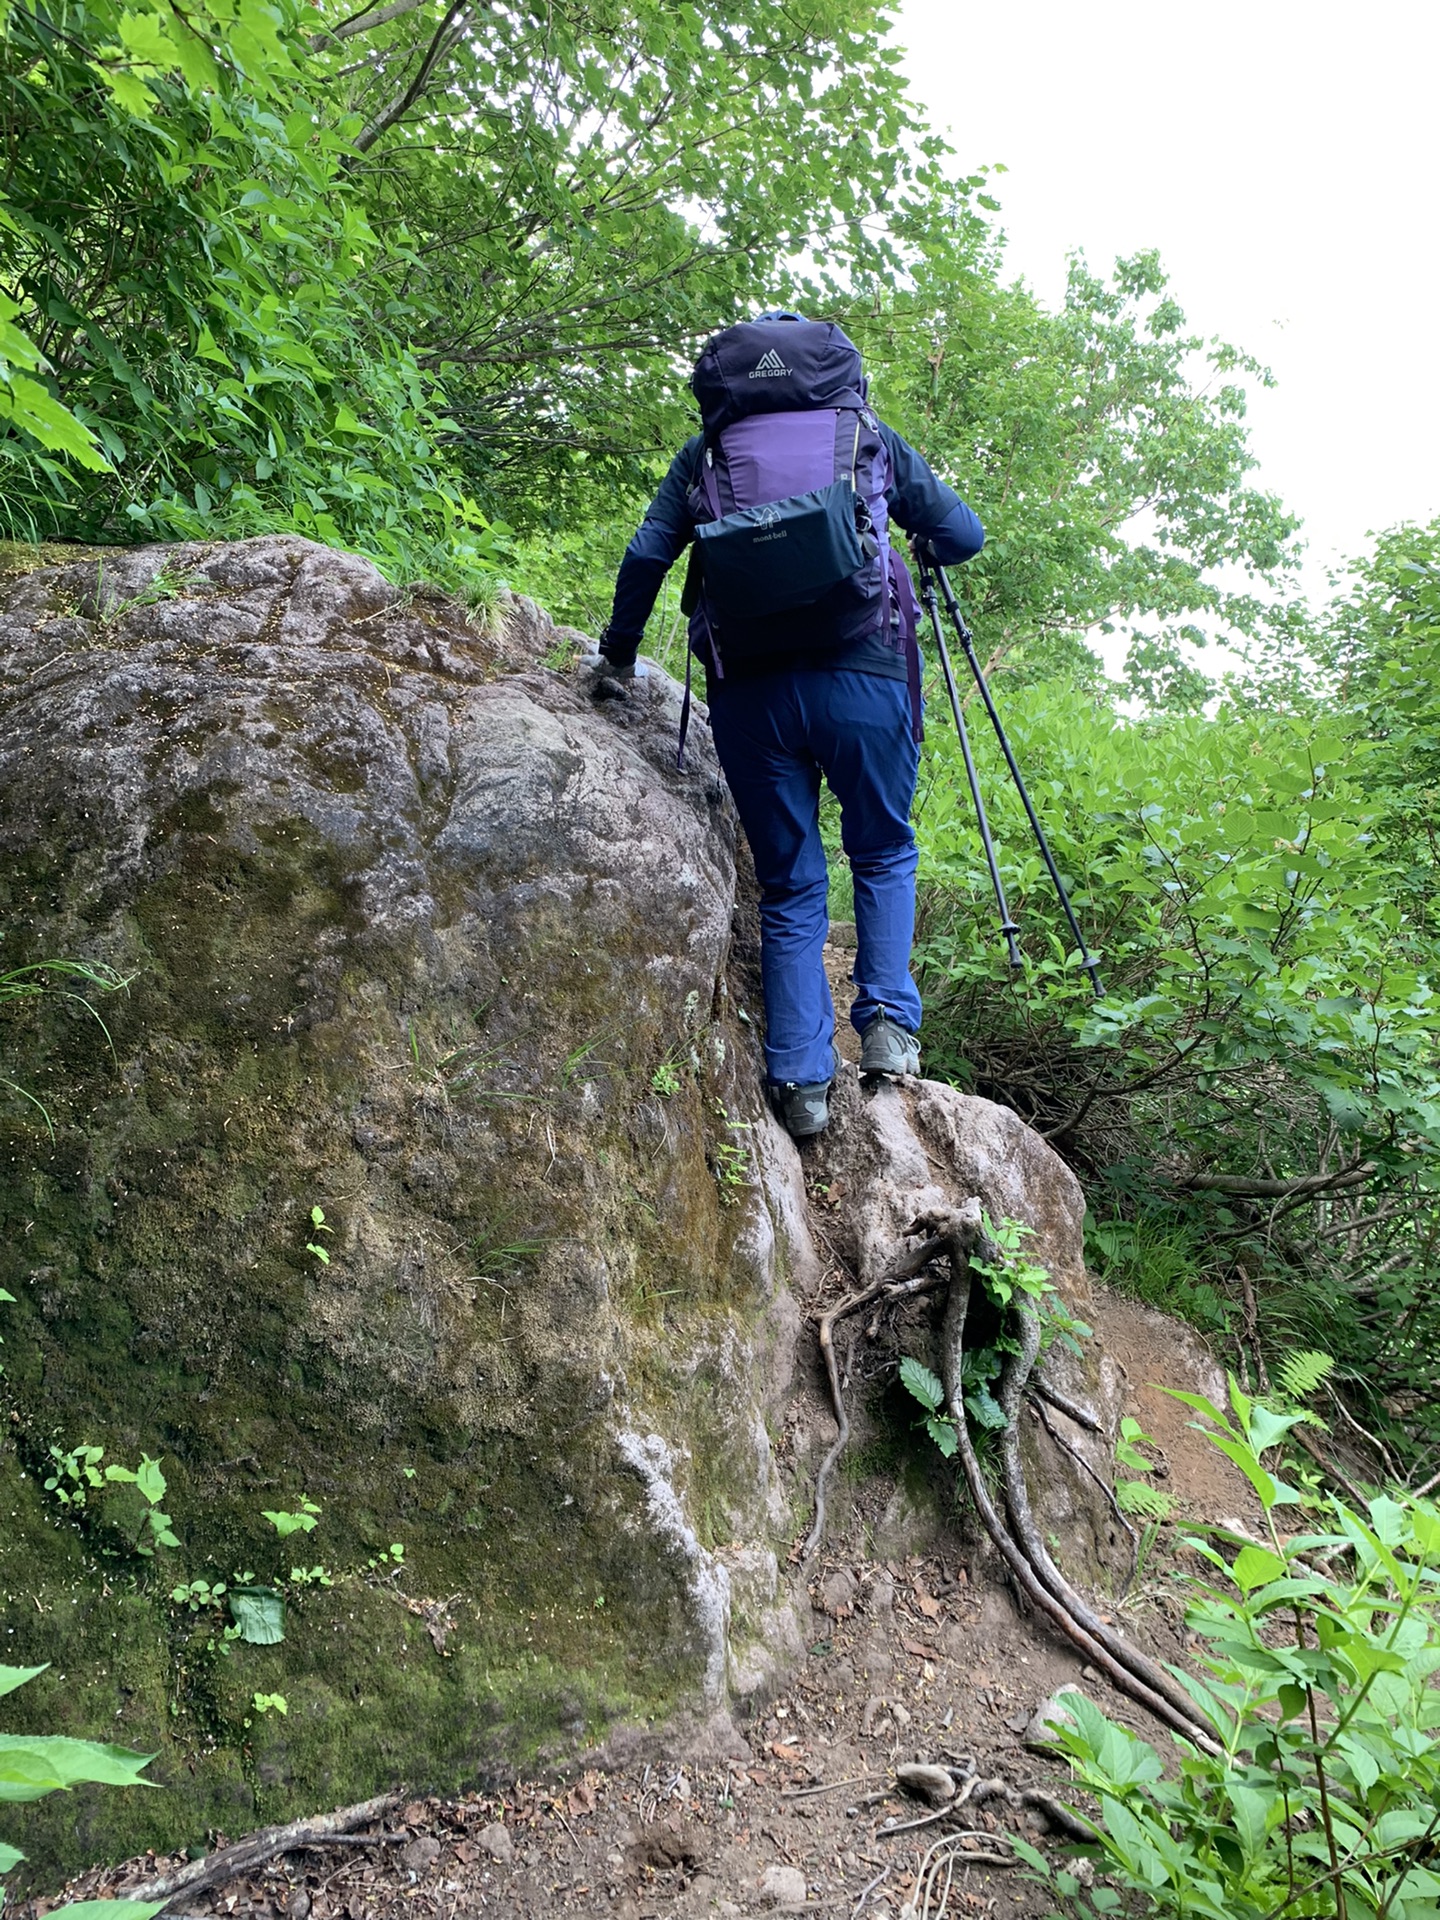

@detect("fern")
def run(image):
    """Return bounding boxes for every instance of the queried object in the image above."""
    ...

[1116,1479,1176,1520]
[1277,1348,1335,1404]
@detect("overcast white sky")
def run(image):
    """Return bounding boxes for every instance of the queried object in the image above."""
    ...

[893,0,1440,605]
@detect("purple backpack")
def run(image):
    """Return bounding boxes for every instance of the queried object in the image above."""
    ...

[683,317,900,673]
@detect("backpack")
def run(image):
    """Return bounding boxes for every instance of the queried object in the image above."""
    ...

[682,317,896,671]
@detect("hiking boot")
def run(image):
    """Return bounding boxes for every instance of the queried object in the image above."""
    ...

[772,1078,832,1139]
[859,1011,920,1077]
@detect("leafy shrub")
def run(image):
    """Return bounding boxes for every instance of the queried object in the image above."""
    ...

[1017,1377,1440,1920]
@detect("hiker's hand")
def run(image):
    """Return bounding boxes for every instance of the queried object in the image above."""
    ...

[910,535,939,569]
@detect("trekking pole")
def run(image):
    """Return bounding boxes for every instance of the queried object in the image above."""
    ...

[917,548,1105,998]
[913,556,1022,973]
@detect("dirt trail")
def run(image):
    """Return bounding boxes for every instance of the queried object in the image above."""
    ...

[60,1536,1131,1917]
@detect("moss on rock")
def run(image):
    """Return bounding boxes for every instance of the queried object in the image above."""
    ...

[0,538,813,1884]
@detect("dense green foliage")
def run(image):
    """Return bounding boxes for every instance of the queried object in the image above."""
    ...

[1017,1380,1440,1920]
[0,0,1435,1468]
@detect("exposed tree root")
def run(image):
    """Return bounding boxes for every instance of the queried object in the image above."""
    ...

[1032,1393,1140,1598]
[805,1196,1222,1754]
[1032,1376,1103,1433]
[801,1238,950,1564]
[124,1792,402,1907]
[992,1296,1209,1733]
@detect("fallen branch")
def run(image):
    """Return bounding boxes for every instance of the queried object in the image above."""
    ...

[123,1793,402,1907]
[1179,1163,1375,1198]
[780,1774,881,1800]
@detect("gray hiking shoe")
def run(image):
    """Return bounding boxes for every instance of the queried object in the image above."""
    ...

[773,1078,832,1139]
[859,1011,920,1077]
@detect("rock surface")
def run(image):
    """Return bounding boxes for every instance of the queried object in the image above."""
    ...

[0,537,815,1872]
[0,536,1125,1880]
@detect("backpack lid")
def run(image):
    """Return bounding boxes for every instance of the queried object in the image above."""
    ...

[691,318,865,437]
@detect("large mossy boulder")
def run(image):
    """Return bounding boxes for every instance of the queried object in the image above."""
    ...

[0,538,817,1877]
[0,535,1126,1889]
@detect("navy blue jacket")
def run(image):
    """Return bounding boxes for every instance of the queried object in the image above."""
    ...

[601,423,983,673]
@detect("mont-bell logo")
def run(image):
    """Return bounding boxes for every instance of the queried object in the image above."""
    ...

[755,503,781,527]
[749,349,791,379]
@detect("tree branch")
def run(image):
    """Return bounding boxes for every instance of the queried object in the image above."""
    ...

[350,0,473,155]
[1179,1162,1376,1199]
[311,0,423,50]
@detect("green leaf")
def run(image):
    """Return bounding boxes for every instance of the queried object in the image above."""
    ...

[0,1743,68,1799]
[1204,1432,1280,1511]
[1230,1543,1288,1591]
[0,1841,24,1872]
[1277,1681,1307,1721]
[98,67,156,117]
[899,1356,943,1413]
[1225,1779,1269,1855]
[0,1663,48,1698]
[0,1733,155,1801]
[228,1587,285,1644]
[134,1456,167,1506]
[0,371,111,470]
[333,405,381,437]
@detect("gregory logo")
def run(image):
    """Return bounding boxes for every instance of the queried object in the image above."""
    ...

[749,349,791,379]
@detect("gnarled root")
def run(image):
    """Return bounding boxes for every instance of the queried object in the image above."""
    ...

[926,1203,1220,1755]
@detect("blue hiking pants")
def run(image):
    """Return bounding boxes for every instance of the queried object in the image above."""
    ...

[707,668,922,1087]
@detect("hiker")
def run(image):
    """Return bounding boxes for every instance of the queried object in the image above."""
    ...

[594,312,984,1139]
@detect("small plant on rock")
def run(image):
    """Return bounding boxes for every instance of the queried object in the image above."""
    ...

[899,1356,960,1457]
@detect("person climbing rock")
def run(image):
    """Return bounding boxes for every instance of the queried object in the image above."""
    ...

[595,312,984,1139]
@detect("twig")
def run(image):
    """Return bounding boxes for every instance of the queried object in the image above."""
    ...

[852,1863,890,1914]
[877,1807,989,1839]
[1325,1382,1400,1482]
[123,1793,403,1905]
[1292,1423,1372,1507]
[780,1774,881,1800]
[1032,1376,1104,1433]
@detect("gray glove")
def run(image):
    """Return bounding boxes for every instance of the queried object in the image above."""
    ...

[578,651,647,694]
